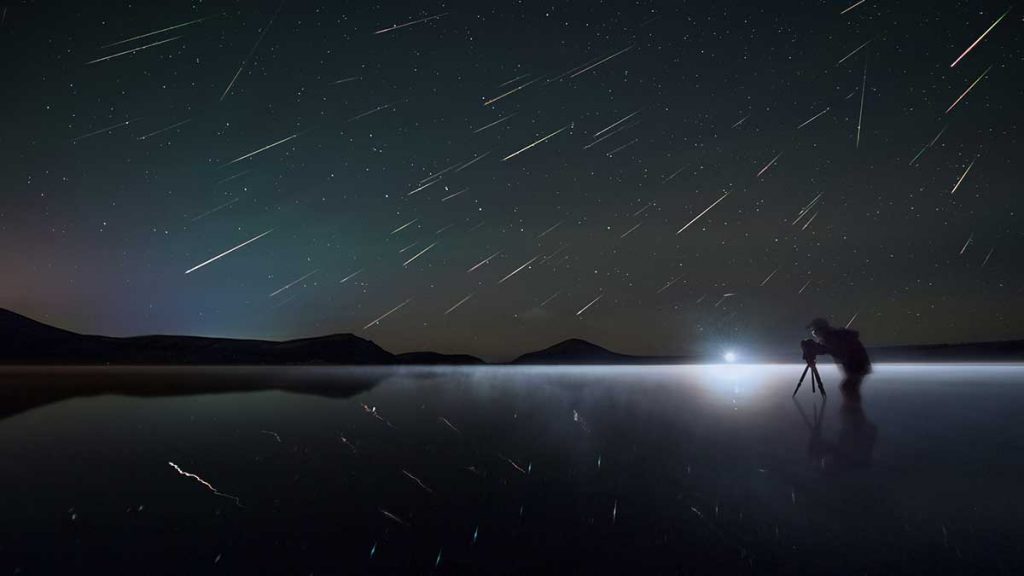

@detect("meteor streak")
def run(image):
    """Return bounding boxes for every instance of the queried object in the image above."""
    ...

[220,1,284,101]
[676,192,729,234]
[269,269,318,297]
[101,15,214,48]
[137,118,191,140]
[468,251,500,272]
[840,0,867,15]
[406,178,439,196]
[455,151,491,172]
[760,268,778,286]
[945,66,991,114]
[473,113,516,133]
[483,76,544,106]
[619,222,642,239]
[801,211,819,231]
[797,107,830,129]
[403,242,437,266]
[390,218,418,235]
[502,125,570,161]
[497,255,540,284]
[444,293,474,315]
[380,509,410,527]
[363,298,412,330]
[438,417,460,433]
[656,277,679,294]
[499,455,528,474]
[845,312,859,328]
[908,126,947,166]
[87,35,181,64]
[339,269,363,283]
[576,294,603,316]
[837,40,871,65]
[959,233,973,255]
[537,220,563,239]
[756,153,782,177]
[221,133,302,167]
[374,12,448,35]
[582,120,638,150]
[856,60,867,148]
[402,470,434,494]
[605,138,638,157]
[731,115,749,128]
[348,101,397,122]
[168,462,242,507]
[593,109,641,138]
[190,197,239,222]
[949,159,975,194]
[71,119,135,142]
[185,229,274,274]
[498,73,532,88]
[441,187,468,201]
[950,7,1012,68]
[570,45,634,78]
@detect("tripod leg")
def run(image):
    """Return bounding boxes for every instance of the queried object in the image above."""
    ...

[813,365,826,397]
[793,364,811,397]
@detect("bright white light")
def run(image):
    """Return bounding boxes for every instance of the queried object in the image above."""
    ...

[723,351,737,363]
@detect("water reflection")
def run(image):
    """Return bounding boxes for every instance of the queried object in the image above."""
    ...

[794,389,878,474]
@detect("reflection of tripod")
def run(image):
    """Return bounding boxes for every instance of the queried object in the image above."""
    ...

[793,360,826,397]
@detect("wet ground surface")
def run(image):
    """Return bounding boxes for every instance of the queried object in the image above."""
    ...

[1,364,1022,574]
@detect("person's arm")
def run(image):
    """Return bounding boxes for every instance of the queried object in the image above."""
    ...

[801,339,831,360]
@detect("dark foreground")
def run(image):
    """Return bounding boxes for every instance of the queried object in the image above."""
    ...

[0,364,1021,575]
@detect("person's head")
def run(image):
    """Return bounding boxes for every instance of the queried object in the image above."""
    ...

[807,317,831,340]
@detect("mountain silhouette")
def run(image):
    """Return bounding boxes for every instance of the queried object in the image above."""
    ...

[0,308,465,365]
[511,338,685,365]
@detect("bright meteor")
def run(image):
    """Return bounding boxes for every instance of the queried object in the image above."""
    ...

[185,229,274,274]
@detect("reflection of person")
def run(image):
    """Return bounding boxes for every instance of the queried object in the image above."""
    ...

[801,317,871,403]
[795,397,878,473]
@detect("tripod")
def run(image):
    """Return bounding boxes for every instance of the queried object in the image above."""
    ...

[792,360,826,397]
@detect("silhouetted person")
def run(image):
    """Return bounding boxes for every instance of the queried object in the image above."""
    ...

[801,317,871,403]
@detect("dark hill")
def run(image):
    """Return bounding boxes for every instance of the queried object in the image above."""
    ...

[511,338,680,365]
[0,308,394,365]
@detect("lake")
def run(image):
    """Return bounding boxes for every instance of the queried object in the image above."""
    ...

[1,364,1022,574]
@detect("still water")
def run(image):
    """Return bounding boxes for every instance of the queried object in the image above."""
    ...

[0,364,1021,574]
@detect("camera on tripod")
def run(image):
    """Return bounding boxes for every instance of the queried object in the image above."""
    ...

[794,339,826,397]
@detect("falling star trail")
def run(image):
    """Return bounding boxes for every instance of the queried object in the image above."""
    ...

[87,36,181,64]
[949,7,1012,68]
[185,229,274,274]
[502,125,571,161]
[220,1,285,101]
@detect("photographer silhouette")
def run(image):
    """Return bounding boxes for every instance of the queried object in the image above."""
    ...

[800,318,872,402]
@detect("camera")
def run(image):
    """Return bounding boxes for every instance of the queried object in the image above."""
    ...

[800,339,818,362]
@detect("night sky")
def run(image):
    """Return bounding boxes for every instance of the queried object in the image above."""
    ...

[1,0,1021,360]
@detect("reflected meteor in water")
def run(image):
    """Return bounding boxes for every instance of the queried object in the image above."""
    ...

[168,461,242,507]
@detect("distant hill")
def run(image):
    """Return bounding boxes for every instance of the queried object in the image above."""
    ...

[511,338,686,365]
[0,308,473,365]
